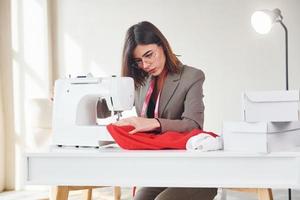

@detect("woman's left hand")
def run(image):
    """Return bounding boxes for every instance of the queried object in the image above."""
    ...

[113,116,160,134]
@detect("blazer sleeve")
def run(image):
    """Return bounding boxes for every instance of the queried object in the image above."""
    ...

[157,71,205,132]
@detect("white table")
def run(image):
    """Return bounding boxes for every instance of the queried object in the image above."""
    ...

[25,148,300,189]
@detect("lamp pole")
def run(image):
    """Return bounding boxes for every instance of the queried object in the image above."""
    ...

[278,16,292,200]
[278,20,289,90]
[275,12,291,199]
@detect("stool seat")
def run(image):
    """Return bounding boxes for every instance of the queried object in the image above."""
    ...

[51,186,121,200]
[225,188,273,200]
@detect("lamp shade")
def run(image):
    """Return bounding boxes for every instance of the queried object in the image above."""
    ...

[251,9,282,34]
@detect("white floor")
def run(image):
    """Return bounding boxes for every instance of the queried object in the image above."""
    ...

[0,188,299,200]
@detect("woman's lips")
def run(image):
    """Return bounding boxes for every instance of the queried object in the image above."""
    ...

[148,68,156,74]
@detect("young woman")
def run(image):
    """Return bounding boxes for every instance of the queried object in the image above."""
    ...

[115,21,217,200]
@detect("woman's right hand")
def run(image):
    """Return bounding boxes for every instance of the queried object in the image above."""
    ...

[113,116,160,134]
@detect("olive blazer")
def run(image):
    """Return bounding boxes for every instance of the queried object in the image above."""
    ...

[135,64,205,132]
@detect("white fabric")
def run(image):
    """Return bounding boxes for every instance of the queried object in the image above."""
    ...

[186,133,223,151]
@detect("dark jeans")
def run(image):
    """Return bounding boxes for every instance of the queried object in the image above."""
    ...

[133,187,217,200]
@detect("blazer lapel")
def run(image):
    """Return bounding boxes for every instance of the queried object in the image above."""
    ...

[159,69,182,116]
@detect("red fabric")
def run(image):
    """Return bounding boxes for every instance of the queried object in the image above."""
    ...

[106,124,218,150]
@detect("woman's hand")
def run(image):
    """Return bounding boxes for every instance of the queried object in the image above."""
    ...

[113,117,160,134]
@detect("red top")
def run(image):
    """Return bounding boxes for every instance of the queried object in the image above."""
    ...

[106,124,218,150]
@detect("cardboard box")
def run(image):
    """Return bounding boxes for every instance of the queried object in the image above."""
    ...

[223,121,300,153]
[242,90,300,122]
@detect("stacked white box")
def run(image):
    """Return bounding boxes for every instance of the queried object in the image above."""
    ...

[223,121,300,153]
[223,90,300,153]
[242,90,300,122]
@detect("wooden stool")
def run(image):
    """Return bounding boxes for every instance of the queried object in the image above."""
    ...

[51,186,121,200]
[225,188,273,200]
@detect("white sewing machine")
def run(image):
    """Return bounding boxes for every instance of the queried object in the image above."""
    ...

[51,75,134,148]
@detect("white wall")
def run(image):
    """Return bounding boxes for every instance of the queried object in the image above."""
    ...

[55,0,300,133]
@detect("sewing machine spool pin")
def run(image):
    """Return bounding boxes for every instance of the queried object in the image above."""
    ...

[116,111,122,121]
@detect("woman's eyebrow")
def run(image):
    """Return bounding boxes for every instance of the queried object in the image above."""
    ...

[142,50,152,57]
[133,49,152,60]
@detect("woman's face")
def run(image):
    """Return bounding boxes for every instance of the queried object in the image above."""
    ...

[132,44,166,76]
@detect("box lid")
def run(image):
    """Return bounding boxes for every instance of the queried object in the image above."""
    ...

[223,121,300,134]
[243,90,299,103]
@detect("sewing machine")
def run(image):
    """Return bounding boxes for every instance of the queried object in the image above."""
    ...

[51,75,134,148]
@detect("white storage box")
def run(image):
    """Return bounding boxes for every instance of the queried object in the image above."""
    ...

[242,90,300,122]
[223,121,300,153]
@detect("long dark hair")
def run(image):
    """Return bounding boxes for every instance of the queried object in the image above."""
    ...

[121,21,180,88]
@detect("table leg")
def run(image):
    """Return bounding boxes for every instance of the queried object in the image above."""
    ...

[83,188,92,200]
[114,186,121,200]
[51,186,69,200]
[257,189,273,200]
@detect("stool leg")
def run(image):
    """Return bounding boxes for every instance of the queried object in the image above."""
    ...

[257,189,273,200]
[83,188,93,200]
[114,186,121,200]
[51,186,69,200]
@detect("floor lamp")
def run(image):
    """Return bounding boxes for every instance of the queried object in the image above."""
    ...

[251,8,291,200]
[251,8,289,90]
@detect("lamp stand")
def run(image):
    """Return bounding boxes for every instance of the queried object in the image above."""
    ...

[278,18,292,200]
[278,20,288,90]
[278,16,292,200]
